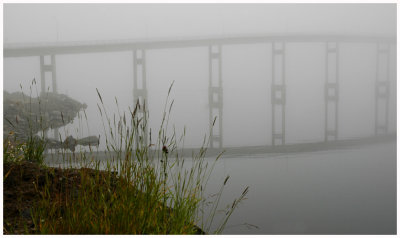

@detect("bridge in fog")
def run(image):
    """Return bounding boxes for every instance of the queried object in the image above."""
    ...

[4,33,396,149]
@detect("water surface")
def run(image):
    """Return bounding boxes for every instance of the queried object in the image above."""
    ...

[211,141,396,234]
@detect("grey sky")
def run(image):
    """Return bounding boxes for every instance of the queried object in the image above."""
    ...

[4,4,395,43]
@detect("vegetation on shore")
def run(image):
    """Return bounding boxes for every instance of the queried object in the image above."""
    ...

[3,82,249,234]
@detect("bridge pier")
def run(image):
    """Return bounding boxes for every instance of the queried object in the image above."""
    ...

[324,42,339,142]
[133,49,148,146]
[4,34,394,151]
[208,44,223,149]
[271,42,286,146]
[40,54,58,139]
[375,43,390,135]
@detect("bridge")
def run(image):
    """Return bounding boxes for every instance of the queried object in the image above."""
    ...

[4,33,396,150]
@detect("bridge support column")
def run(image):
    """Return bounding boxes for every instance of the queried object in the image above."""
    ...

[208,44,223,149]
[271,42,286,146]
[133,49,148,146]
[40,54,58,139]
[375,43,390,135]
[324,42,339,142]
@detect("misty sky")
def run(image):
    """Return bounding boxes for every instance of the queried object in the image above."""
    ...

[4,4,396,43]
[3,4,396,149]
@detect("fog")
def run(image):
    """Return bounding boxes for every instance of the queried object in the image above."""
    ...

[3,4,396,149]
[3,3,397,235]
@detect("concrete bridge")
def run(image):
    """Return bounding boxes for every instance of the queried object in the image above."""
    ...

[4,33,396,149]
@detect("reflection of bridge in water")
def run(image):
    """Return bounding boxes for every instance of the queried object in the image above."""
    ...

[4,33,396,152]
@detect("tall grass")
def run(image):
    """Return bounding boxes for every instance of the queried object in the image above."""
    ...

[4,79,48,164]
[25,83,249,234]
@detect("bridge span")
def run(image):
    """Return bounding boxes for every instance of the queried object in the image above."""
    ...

[4,33,396,149]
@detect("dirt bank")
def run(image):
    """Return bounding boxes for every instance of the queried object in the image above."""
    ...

[3,161,116,234]
[3,161,205,235]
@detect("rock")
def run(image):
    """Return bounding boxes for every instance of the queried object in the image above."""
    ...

[4,90,98,151]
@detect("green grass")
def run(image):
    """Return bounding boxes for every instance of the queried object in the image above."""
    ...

[5,82,249,234]
[4,79,48,165]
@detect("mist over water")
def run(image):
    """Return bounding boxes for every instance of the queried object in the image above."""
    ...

[3,3,396,234]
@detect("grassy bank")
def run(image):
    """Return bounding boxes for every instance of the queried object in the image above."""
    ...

[3,160,205,234]
[3,84,249,234]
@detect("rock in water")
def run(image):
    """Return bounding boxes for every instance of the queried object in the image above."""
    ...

[3,91,97,151]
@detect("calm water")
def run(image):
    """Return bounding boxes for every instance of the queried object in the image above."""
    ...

[209,141,396,234]
[46,141,396,234]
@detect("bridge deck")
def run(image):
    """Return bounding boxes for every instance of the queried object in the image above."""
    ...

[206,133,396,157]
[4,33,396,57]
[44,134,396,163]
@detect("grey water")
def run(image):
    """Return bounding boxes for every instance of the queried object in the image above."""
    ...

[45,141,396,234]
[214,141,396,234]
